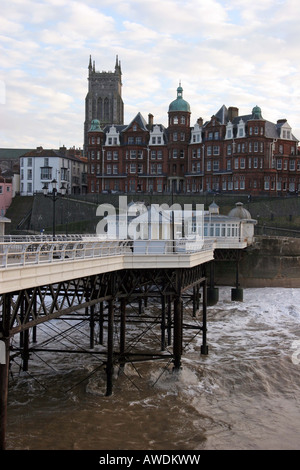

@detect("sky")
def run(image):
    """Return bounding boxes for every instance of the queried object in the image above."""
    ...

[1,0,300,150]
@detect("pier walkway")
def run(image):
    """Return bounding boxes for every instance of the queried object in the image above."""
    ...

[0,230,250,449]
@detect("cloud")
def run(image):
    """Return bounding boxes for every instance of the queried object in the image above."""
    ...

[1,0,300,148]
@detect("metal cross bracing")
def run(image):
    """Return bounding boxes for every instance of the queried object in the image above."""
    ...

[0,264,208,449]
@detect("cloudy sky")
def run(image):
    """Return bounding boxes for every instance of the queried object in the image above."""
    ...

[1,0,300,150]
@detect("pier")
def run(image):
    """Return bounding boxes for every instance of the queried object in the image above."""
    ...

[0,202,256,449]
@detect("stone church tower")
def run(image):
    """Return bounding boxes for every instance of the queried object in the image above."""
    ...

[84,55,124,153]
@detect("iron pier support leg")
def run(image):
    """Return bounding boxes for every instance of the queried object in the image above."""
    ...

[22,295,30,371]
[0,293,11,451]
[22,329,29,372]
[119,298,126,371]
[201,280,209,355]
[231,253,243,302]
[167,295,172,346]
[192,287,197,317]
[161,295,166,351]
[90,304,95,349]
[99,302,104,345]
[173,296,183,371]
[207,261,219,306]
[106,299,114,396]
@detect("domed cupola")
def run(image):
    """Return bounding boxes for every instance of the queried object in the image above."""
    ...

[228,202,252,220]
[89,119,102,132]
[251,105,263,120]
[169,83,191,113]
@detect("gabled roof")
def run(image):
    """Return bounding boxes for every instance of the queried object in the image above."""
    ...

[121,112,148,132]
[214,105,228,125]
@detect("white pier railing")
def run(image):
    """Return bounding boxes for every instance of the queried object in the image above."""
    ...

[0,236,213,269]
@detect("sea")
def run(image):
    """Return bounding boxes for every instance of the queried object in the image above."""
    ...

[5,286,300,451]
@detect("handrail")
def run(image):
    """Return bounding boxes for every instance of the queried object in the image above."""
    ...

[0,238,213,269]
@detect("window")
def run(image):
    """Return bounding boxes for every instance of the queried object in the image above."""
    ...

[173,116,178,124]
[207,160,211,171]
[136,137,142,144]
[128,137,134,144]
[227,160,231,171]
[240,158,245,169]
[173,132,178,141]
[151,151,156,160]
[27,158,32,167]
[107,151,112,160]
[234,158,239,169]
[41,168,52,180]
[130,150,136,159]
[113,151,118,160]
[207,146,212,156]
[0,186,2,194]
[130,164,136,173]
[113,165,118,175]
[213,146,220,155]
[44,158,49,167]
[181,116,185,124]
[290,160,295,171]
[27,169,32,180]
[213,161,219,171]
[254,157,258,168]
[107,164,112,174]
[227,144,232,156]
[137,164,143,174]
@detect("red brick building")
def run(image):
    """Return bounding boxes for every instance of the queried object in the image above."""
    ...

[87,85,300,196]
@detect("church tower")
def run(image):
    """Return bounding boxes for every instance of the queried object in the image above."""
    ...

[84,55,124,154]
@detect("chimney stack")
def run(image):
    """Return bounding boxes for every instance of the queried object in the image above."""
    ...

[228,107,239,122]
[148,113,154,128]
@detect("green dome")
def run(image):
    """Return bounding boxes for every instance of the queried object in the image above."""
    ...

[169,84,190,113]
[251,105,262,120]
[89,119,102,132]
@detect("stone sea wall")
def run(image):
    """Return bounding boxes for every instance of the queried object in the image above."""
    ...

[215,236,300,288]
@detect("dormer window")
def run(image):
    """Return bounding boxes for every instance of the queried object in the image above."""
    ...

[237,119,245,138]
[105,125,120,146]
[225,121,233,140]
[149,124,164,146]
[190,122,202,144]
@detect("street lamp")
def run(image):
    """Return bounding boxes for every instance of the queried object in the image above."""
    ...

[43,179,66,238]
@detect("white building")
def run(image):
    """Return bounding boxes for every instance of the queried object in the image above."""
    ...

[20,147,87,195]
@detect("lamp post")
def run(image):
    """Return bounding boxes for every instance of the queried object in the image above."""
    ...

[43,179,66,238]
